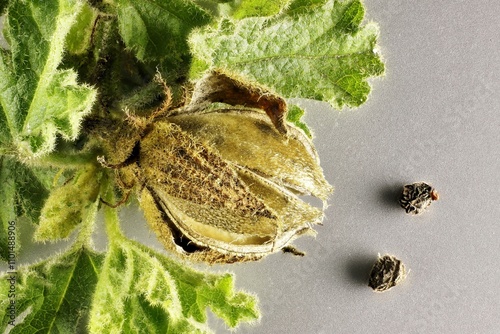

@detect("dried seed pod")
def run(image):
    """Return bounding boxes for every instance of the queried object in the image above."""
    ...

[368,254,407,292]
[399,182,438,215]
[95,71,333,264]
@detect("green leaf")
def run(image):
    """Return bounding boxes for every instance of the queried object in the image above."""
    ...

[0,247,104,333]
[89,206,259,333]
[0,0,7,15]
[114,0,211,64]
[0,0,96,159]
[284,0,328,15]
[287,104,312,138]
[189,0,384,109]
[0,157,57,260]
[34,165,102,242]
[192,0,234,18]
[229,0,292,19]
[0,158,17,262]
[233,0,291,19]
[65,0,97,55]
[13,164,55,223]
[194,0,291,19]
[110,0,213,101]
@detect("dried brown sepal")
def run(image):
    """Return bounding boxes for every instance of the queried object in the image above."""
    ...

[185,70,288,135]
[399,182,438,215]
[368,254,407,292]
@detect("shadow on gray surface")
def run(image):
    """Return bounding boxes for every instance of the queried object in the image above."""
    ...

[344,254,378,286]
[378,183,404,209]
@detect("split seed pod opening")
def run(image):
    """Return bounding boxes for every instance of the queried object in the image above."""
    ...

[98,71,333,264]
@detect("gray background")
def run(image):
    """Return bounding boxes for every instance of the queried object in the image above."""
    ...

[3,0,500,333]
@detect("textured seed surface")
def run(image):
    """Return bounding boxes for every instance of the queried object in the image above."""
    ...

[399,182,438,215]
[368,254,407,292]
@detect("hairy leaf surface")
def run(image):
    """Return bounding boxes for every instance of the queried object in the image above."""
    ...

[189,0,384,109]
[89,207,259,333]
[115,0,211,65]
[0,0,96,159]
[0,247,104,333]
[0,157,56,260]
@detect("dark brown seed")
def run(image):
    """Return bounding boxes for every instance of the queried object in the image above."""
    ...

[399,182,438,215]
[368,254,407,292]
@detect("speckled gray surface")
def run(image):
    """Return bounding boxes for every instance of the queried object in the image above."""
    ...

[3,1,500,333]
